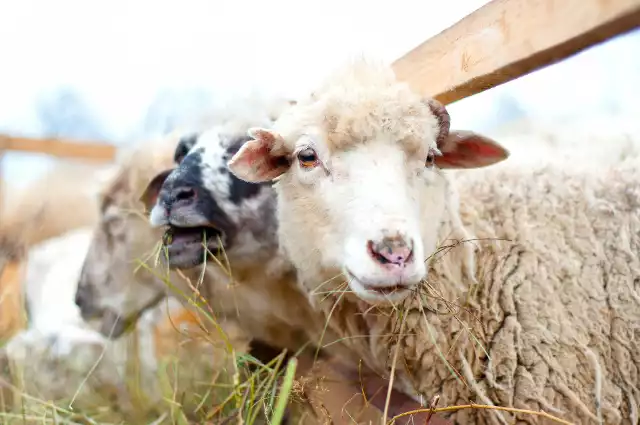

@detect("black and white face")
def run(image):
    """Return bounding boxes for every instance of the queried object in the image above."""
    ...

[145,129,280,269]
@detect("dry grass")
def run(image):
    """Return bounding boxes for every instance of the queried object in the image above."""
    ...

[0,239,315,425]
[0,310,309,425]
[0,348,304,425]
[0,235,578,425]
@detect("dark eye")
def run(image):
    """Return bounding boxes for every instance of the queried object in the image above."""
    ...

[297,148,319,168]
[425,151,435,168]
[102,208,126,233]
[105,215,125,233]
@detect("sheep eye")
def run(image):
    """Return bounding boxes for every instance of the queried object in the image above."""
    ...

[297,148,319,168]
[425,152,435,168]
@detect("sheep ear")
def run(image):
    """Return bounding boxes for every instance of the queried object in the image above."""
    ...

[227,128,291,183]
[139,169,173,213]
[174,133,199,164]
[435,130,509,169]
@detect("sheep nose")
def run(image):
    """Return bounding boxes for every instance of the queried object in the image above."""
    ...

[367,236,414,268]
[75,283,96,318]
[75,284,88,309]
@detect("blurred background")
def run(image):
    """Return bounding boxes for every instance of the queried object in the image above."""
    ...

[1,0,638,193]
[0,1,639,423]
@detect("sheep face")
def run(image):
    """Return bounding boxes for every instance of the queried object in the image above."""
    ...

[146,128,279,270]
[227,61,509,306]
[75,171,172,337]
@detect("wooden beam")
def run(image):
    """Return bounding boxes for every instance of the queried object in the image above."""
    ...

[0,260,26,340]
[392,0,640,105]
[0,134,116,162]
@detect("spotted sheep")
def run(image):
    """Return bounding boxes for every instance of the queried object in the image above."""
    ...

[144,122,335,361]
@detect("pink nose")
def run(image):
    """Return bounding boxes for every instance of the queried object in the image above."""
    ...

[367,236,414,268]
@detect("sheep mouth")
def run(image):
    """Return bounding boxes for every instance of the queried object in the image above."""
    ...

[96,293,165,339]
[361,283,410,295]
[344,269,412,304]
[161,225,226,268]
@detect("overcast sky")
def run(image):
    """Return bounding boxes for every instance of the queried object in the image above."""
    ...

[0,0,638,189]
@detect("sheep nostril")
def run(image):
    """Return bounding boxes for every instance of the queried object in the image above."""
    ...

[367,237,414,267]
[174,187,195,202]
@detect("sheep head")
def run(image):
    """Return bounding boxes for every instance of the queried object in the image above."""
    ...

[75,134,186,338]
[228,60,509,306]
[145,126,281,271]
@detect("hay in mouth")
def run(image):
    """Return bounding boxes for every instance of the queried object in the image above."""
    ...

[162,225,224,250]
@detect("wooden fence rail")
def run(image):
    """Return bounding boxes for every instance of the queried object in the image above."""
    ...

[0,134,116,162]
[392,0,640,105]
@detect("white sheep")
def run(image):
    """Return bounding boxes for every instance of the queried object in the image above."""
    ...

[2,227,137,412]
[226,59,640,424]
[0,161,118,338]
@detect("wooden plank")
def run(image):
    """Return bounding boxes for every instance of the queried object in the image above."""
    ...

[0,260,26,340]
[0,134,116,162]
[392,0,640,105]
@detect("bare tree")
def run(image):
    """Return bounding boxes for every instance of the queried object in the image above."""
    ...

[140,87,213,137]
[36,87,107,141]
